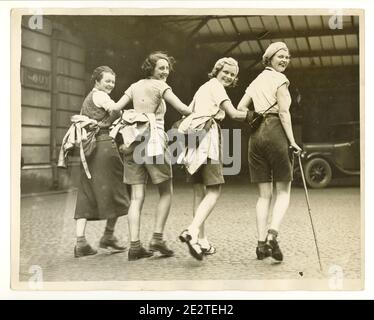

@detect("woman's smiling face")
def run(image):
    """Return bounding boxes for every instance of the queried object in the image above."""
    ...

[270,49,290,73]
[151,58,170,82]
[216,63,238,87]
[95,72,115,94]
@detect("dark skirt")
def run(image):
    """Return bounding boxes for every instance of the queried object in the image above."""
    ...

[74,133,130,221]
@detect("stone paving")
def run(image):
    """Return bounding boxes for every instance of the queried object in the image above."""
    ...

[18,178,362,289]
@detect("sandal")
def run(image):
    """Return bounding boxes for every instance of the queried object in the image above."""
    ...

[198,238,216,256]
[179,230,203,261]
[201,244,216,255]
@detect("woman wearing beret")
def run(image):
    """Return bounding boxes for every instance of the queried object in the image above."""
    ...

[238,42,302,262]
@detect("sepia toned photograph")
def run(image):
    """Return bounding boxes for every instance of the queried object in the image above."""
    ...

[11,7,364,291]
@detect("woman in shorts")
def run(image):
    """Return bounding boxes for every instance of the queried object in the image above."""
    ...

[110,51,192,261]
[237,42,302,262]
[178,57,249,260]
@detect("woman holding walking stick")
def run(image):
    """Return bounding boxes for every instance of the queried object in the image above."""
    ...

[238,42,301,262]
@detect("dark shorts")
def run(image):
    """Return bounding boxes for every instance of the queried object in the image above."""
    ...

[187,158,224,186]
[248,115,293,183]
[123,149,172,185]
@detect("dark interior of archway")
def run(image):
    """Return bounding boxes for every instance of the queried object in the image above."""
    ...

[52,15,360,145]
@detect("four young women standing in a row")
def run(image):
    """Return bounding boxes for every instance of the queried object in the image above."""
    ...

[72,42,300,263]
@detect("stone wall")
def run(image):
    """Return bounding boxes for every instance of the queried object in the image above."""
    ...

[21,16,86,193]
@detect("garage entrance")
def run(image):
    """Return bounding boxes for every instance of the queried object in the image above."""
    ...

[20,13,360,193]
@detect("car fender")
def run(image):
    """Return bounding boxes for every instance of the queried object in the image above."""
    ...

[304,152,359,176]
[304,152,333,162]
[302,153,335,176]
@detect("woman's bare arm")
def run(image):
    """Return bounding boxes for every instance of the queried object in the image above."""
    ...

[237,93,253,112]
[277,84,301,151]
[164,89,192,116]
[109,94,131,112]
[220,100,247,121]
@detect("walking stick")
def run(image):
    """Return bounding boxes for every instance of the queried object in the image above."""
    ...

[296,151,323,272]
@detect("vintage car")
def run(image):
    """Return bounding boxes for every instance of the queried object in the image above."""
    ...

[295,121,360,188]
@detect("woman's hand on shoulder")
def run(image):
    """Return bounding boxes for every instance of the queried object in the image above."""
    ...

[110,93,131,112]
[237,93,252,112]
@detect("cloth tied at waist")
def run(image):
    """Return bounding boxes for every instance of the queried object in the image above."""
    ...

[175,113,221,175]
[57,114,101,179]
[109,109,166,157]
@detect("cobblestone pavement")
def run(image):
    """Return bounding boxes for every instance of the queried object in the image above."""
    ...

[18,178,362,287]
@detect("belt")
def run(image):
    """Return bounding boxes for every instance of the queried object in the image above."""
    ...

[264,113,279,117]
[96,128,111,141]
[97,128,110,136]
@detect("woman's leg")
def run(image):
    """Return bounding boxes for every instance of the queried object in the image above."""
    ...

[192,184,214,253]
[256,182,273,241]
[74,218,97,257]
[103,217,117,239]
[269,181,291,235]
[149,179,174,256]
[127,184,145,242]
[99,217,126,251]
[263,181,291,262]
[193,183,206,238]
[76,218,87,237]
[128,184,153,260]
[105,217,117,231]
[188,184,221,242]
[179,184,220,260]
[254,182,273,260]
[153,179,173,234]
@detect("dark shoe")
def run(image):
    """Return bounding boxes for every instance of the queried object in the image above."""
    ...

[149,239,174,257]
[128,245,154,261]
[74,244,97,258]
[256,244,271,260]
[99,235,126,251]
[267,238,283,262]
[179,230,203,261]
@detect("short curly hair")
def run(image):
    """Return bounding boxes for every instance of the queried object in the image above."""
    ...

[262,57,273,67]
[91,66,116,84]
[141,51,176,78]
[208,57,239,87]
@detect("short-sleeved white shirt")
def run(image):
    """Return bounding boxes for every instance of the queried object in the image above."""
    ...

[245,67,290,113]
[92,88,115,111]
[191,78,230,119]
[125,79,171,127]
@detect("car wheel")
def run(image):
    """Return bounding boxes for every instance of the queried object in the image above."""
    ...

[304,157,332,188]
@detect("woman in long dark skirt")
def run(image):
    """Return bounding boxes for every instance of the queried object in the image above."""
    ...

[74,66,131,258]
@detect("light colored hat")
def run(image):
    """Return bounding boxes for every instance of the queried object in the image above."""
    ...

[262,42,289,62]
